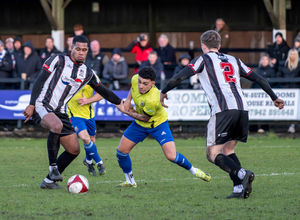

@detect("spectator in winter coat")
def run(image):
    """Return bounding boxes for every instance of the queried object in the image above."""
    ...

[252,54,277,88]
[128,33,153,72]
[16,41,42,89]
[173,54,193,89]
[85,40,109,78]
[278,48,300,88]
[139,51,164,88]
[103,48,128,90]
[293,35,300,57]
[0,40,13,88]
[214,18,230,49]
[13,37,23,59]
[156,34,177,79]
[267,32,290,72]
[40,37,61,63]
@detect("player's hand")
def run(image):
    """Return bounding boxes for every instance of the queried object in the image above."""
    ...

[116,101,125,113]
[274,98,284,109]
[78,95,88,106]
[160,92,168,108]
[23,105,35,123]
[123,99,133,111]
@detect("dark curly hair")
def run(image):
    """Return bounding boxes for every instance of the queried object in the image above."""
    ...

[138,66,156,81]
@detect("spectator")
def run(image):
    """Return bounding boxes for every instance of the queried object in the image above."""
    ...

[156,34,177,79]
[16,41,42,89]
[139,51,164,88]
[278,48,300,88]
[252,54,277,88]
[85,40,109,78]
[128,33,153,72]
[103,48,128,90]
[5,38,16,74]
[267,32,290,72]
[293,35,300,57]
[13,36,23,58]
[73,24,86,37]
[0,40,13,89]
[214,18,230,49]
[278,49,300,134]
[63,36,74,56]
[173,54,193,89]
[40,36,61,63]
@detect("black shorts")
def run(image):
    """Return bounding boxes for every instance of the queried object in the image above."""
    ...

[206,110,248,147]
[32,110,75,137]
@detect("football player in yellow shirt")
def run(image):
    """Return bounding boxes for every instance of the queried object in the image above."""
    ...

[67,85,106,176]
[116,66,211,187]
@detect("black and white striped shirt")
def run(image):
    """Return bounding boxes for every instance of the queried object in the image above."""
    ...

[189,52,251,116]
[33,54,119,114]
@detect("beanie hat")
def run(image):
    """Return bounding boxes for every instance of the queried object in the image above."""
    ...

[275,32,283,38]
[112,48,122,56]
[179,53,191,62]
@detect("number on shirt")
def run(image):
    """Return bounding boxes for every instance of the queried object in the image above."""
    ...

[220,62,236,83]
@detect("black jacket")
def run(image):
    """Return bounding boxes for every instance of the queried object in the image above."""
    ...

[267,41,290,68]
[0,50,13,78]
[40,47,61,63]
[16,52,42,80]
[85,52,109,78]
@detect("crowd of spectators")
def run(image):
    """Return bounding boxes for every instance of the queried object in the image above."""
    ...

[0,21,300,134]
[0,22,299,93]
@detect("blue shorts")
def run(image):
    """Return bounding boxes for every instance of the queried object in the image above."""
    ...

[70,117,97,136]
[124,120,174,146]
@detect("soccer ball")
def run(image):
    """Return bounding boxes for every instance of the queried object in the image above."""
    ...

[67,174,89,194]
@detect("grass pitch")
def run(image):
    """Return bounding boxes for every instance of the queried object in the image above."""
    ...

[0,134,300,219]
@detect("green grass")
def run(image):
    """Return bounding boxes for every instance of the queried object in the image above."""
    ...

[0,134,300,219]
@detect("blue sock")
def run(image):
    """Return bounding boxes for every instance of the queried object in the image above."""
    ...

[172,152,192,170]
[116,149,132,173]
[84,141,102,164]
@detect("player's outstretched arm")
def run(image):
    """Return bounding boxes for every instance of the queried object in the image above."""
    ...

[124,87,133,111]
[123,108,151,122]
[161,65,195,95]
[244,71,284,109]
[78,93,103,106]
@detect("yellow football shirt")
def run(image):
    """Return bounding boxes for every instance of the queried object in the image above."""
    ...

[131,74,168,128]
[67,85,95,119]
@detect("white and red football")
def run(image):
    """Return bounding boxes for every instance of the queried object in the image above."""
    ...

[67,174,89,194]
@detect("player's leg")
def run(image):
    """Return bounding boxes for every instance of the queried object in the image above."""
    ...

[151,121,211,182]
[161,141,211,182]
[116,136,137,187]
[40,112,63,182]
[86,118,106,175]
[116,122,147,187]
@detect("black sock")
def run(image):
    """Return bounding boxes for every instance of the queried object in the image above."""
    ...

[228,153,242,186]
[47,132,60,166]
[214,154,240,176]
[57,151,78,174]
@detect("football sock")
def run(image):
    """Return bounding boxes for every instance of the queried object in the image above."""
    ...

[171,152,192,170]
[49,165,58,173]
[189,166,197,175]
[214,154,240,176]
[56,151,78,174]
[85,159,93,164]
[125,171,136,185]
[116,149,132,173]
[47,131,60,165]
[228,153,242,186]
[84,141,102,164]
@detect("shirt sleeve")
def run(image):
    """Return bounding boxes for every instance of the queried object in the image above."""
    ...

[42,55,59,74]
[143,102,156,117]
